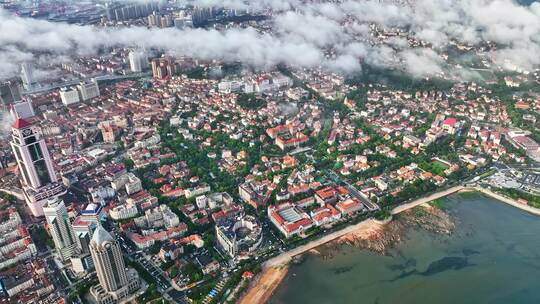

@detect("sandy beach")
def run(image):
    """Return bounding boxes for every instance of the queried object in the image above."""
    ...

[237,266,289,304]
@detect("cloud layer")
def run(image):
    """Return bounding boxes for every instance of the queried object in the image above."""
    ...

[0,0,540,80]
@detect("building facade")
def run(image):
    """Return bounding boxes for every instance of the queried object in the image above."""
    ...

[10,100,35,119]
[20,63,36,90]
[43,198,78,261]
[215,214,262,258]
[10,118,66,216]
[128,50,148,73]
[0,80,22,105]
[60,87,80,106]
[89,225,140,304]
[77,81,100,101]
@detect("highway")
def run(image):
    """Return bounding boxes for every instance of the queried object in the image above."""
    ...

[0,187,24,200]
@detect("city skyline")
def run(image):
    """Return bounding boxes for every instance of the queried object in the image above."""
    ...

[0,0,540,303]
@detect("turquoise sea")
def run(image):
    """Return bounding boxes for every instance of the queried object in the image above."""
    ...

[270,194,540,304]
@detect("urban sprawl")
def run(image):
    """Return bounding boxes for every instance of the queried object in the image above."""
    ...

[1,0,540,304]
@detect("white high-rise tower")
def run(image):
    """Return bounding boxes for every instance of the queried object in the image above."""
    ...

[89,225,140,304]
[10,118,66,216]
[20,63,36,90]
[128,50,148,73]
[43,198,78,261]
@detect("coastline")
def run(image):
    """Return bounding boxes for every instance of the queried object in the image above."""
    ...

[461,187,540,217]
[237,265,289,304]
[237,185,540,304]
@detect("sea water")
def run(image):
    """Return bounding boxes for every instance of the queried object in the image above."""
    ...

[270,194,540,304]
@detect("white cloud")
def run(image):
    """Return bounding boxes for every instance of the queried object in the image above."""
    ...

[1,0,540,80]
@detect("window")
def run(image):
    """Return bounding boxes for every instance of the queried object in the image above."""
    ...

[24,135,36,145]
[34,159,51,185]
[107,249,122,286]
[29,143,43,161]
[14,147,31,185]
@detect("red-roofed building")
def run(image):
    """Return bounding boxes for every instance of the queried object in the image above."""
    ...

[315,186,338,205]
[442,117,457,134]
[242,271,254,279]
[268,202,313,238]
[336,198,364,216]
[310,204,341,226]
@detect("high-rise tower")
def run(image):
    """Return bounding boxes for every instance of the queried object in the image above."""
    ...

[20,63,36,90]
[89,225,140,304]
[10,118,66,216]
[0,80,22,105]
[43,198,78,261]
[70,203,105,274]
[129,50,143,73]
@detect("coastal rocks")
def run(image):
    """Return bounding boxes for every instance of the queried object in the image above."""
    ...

[349,222,403,254]
[321,204,454,256]
[308,248,322,256]
[291,255,306,265]
[400,204,455,235]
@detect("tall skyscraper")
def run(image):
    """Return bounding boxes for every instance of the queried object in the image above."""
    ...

[59,87,80,106]
[0,80,22,105]
[70,203,105,274]
[104,3,115,21]
[151,57,177,79]
[10,118,66,217]
[129,50,147,73]
[89,225,140,304]
[20,63,36,90]
[73,203,104,254]
[43,198,78,261]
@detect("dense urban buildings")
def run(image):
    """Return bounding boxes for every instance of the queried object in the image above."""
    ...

[0,0,540,303]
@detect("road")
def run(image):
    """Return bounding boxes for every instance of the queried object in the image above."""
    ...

[112,226,188,304]
[22,72,150,94]
[0,187,24,200]
[264,182,540,268]
[241,166,540,304]
[391,186,465,215]
[327,170,379,211]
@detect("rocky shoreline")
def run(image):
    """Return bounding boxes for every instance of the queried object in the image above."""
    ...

[317,203,454,258]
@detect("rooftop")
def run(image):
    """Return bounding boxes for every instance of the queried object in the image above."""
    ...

[12,118,31,129]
